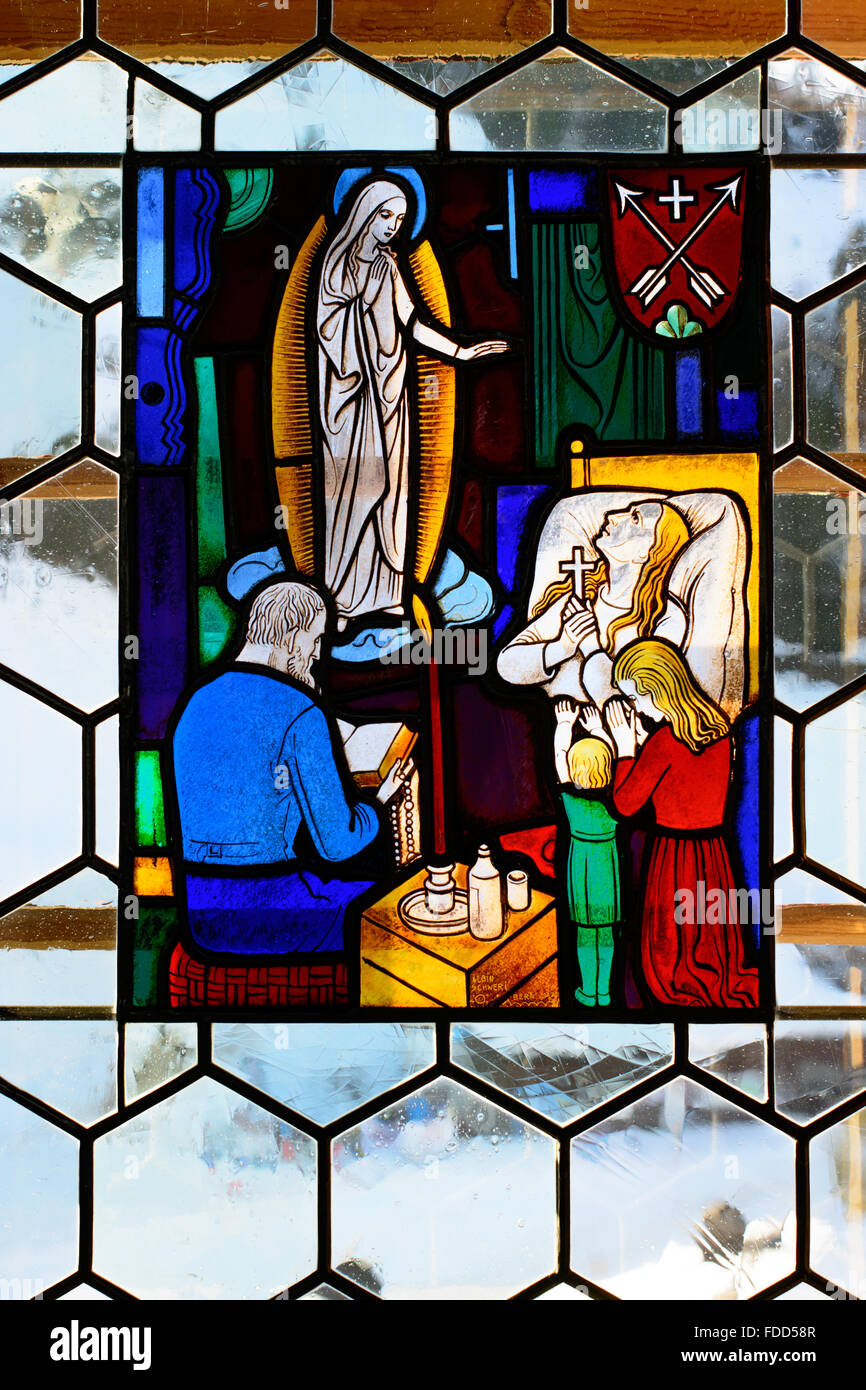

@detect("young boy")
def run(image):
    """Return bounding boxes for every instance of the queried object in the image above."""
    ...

[554,700,621,1007]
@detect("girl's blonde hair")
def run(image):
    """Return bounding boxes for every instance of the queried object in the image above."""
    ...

[613,639,729,754]
[567,736,613,789]
[531,502,689,651]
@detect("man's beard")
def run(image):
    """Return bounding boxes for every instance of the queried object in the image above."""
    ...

[282,646,319,693]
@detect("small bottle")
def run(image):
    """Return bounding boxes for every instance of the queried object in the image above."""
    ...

[468,845,504,941]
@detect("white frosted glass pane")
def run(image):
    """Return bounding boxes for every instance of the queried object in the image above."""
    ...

[96,715,119,866]
[0,270,80,459]
[95,302,121,455]
[773,168,866,300]
[805,694,866,886]
[677,70,761,152]
[772,305,793,449]
[0,684,80,900]
[134,79,201,151]
[151,60,267,101]
[0,949,115,1006]
[770,54,866,155]
[0,474,118,711]
[216,52,435,152]
[0,167,121,301]
[0,58,127,152]
[0,1021,117,1125]
[775,716,794,861]
[93,1077,318,1298]
[452,49,666,153]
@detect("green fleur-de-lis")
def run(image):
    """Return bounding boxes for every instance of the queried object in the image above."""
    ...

[655,303,703,338]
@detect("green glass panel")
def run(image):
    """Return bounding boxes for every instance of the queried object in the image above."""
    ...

[132,901,179,1008]
[135,749,166,848]
[223,167,274,231]
[198,585,237,666]
[532,220,665,465]
[194,356,227,580]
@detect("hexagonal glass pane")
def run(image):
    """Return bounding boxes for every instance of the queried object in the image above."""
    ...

[298,1282,352,1301]
[95,714,119,867]
[775,1022,866,1125]
[772,305,793,449]
[775,169,866,301]
[133,80,201,152]
[0,1092,78,1298]
[806,280,866,459]
[0,868,115,1008]
[535,1281,591,1300]
[0,462,118,711]
[769,51,866,155]
[93,1077,317,1298]
[0,269,80,479]
[451,1023,673,1125]
[775,868,866,1008]
[124,1023,197,1103]
[215,51,435,152]
[806,693,866,887]
[99,0,316,98]
[95,302,121,456]
[0,1021,116,1125]
[811,1111,866,1300]
[57,1283,112,1301]
[451,48,667,153]
[0,684,81,903]
[0,167,120,301]
[773,458,863,711]
[774,1281,832,1300]
[689,1024,767,1102]
[213,1023,435,1125]
[332,1077,556,1299]
[677,70,762,153]
[571,1078,795,1298]
[0,57,127,152]
[775,714,794,860]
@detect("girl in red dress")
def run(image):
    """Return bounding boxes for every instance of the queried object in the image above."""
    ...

[607,639,759,1008]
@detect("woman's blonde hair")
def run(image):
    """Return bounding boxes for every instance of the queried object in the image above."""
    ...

[613,639,729,754]
[567,736,613,789]
[531,502,689,651]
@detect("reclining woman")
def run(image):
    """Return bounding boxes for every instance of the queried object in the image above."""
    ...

[497,499,690,708]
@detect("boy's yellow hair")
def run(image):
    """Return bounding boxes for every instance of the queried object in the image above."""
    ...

[567,736,613,790]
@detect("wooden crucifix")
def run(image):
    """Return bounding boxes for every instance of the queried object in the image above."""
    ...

[558,544,596,601]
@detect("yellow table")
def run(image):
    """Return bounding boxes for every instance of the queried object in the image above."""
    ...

[360,863,559,1008]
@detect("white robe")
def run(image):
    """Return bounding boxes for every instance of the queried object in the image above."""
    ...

[497,589,688,706]
[316,182,415,621]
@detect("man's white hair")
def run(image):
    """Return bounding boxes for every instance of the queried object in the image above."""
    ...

[246,581,325,649]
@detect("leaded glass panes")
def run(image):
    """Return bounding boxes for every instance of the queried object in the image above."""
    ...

[0,0,865,1316]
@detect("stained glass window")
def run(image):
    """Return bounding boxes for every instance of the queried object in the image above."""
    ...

[0,0,865,1329]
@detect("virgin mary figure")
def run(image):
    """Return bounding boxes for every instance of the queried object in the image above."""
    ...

[316,179,506,626]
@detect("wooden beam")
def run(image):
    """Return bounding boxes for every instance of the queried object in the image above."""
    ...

[0,460,117,498]
[0,905,116,949]
[777,901,866,944]
[775,456,866,493]
[8,0,866,65]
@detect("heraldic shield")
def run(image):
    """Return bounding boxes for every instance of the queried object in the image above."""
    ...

[607,166,747,336]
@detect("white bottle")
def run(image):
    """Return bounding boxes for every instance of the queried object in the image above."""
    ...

[468,845,504,941]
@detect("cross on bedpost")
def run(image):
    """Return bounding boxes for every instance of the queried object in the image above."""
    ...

[558,544,596,602]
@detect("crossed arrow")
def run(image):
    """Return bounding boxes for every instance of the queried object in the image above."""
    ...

[615,175,742,312]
